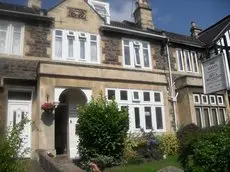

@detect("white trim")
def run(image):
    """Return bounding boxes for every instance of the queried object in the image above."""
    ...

[201,95,208,105]
[105,88,165,132]
[177,49,185,71]
[209,95,216,105]
[211,108,219,126]
[193,94,200,104]
[217,95,224,105]
[122,38,152,70]
[0,20,24,56]
[132,90,140,102]
[101,24,167,39]
[52,29,100,64]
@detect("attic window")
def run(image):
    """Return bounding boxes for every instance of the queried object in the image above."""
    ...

[88,0,110,24]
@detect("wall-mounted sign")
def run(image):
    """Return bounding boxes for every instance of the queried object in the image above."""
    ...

[202,53,230,94]
[68,7,87,20]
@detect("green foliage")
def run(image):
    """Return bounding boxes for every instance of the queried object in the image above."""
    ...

[0,118,29,172]
[176,123,200,143]
[178,125,230,172]
[159,133,179,156]
[76,94,129,165]
[123,130,163,165]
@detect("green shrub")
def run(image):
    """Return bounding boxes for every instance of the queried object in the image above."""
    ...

[0,118,29,172]
[176,123,200,143]
[123,130,163,165]
[178,125,230,172]
[76,94,129,165]
[159,133,179,156]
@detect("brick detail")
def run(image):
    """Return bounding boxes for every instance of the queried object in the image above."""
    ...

[25,24,51,58]
[0,58,38,80]
[102,36,122,65]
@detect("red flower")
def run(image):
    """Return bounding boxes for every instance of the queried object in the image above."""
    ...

[41,102,56,111]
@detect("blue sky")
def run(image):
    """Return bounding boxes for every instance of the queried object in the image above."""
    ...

[1,0,229,35]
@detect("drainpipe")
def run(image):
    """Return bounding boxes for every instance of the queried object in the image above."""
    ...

[165,38,178,131]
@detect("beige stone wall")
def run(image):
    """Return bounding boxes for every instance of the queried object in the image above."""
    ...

[37,73,174,151]
[48,0,102,33]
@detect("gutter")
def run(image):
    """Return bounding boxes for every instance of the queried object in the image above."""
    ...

[101,24,166,39]
[0,9,54,21]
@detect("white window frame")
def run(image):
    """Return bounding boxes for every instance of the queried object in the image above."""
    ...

[52,29,100,64]
[143,91,151,102]
[191,51,199,73]
[211,108,219,126]
[217,95,224,105]
[201,95,208,105]
[153,91,163,105]
[177,49,185,71]
[88,0,110,24]
[122,39,152,70]
[209,95,216,105]
[184,50,192,72]
[203,107,211,127]
[105,88,165,132]
[132,90,140,102]
[0,20,24,56]
[195,107,203,128]
[193,94,200,104]
[177,49,199,73]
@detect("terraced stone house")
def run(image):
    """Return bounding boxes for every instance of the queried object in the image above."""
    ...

[0,0,229,159]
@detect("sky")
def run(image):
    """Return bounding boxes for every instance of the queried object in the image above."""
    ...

[0,0,229,35]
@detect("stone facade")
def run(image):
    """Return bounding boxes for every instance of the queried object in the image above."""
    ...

[25,23,51,58]
[0,58,39,80]
[102,35,122,65]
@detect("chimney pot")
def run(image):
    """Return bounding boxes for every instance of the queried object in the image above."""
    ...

[190,21,202,38]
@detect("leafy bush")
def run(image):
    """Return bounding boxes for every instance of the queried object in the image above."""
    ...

[176,123,200,143]
[0,119,29,172]
[123,130,163,165]
[178,125,230,172]
[76,94,129,165]
[159,133,179,156]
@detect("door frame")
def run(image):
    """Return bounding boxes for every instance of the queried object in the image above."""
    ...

[6,87,34,158]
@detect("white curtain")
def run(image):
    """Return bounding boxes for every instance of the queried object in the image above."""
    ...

[55,37,62,57]
[0,31,6,53]
[90,41,97,62]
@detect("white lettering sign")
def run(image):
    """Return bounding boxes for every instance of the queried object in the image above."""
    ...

[202,53,230,94]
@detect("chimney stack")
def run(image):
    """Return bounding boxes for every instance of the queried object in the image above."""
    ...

[133,0,154,30]
[28,0,41,9]
[190,21,202,38]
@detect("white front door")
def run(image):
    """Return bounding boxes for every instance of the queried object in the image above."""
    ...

[68,103,79,159]
[7,102,31,158]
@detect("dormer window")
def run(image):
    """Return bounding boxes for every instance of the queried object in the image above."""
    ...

[88,0,110,24]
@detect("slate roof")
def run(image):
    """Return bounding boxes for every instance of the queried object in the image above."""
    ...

[198,15,230,46]
[108,20,204,47]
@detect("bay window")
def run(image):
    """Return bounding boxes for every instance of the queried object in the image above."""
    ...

[53,29,100,63]
[193,94,227,128]
[106,88,165,132]
[0,20,24,56]
[122,39,151,69]
[177,49,199,73]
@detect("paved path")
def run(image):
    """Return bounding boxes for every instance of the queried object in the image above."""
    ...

[29,160,46,172]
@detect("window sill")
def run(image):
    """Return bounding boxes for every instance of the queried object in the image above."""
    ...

[52,58,100,65]
[123,65,152,71]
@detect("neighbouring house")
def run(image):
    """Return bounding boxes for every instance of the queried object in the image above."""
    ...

[0,0,229,159]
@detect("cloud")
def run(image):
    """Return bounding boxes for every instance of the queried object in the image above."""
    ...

[109,0,134,22]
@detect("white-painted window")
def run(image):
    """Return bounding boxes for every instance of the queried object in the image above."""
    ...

[176,49,199,73]
[193,94,226,127]
[0,20,24,56]
[105,88,165,132]
[122,39,151,70]
[53,29,100,64]
[88,0,110,24]
[193,94,200,104]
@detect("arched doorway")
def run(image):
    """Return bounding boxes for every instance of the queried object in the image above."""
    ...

[55,88,87,158]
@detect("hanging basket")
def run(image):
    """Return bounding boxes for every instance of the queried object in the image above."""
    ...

[41,103,56,114]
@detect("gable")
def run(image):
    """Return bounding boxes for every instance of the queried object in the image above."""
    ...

[48,0,103,34]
